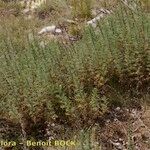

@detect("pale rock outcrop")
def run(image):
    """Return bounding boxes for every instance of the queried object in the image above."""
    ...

[87,8,112,28]
[38,25,62,35]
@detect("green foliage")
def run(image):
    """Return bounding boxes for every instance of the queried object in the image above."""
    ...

[36,0,68,17]
[68,23,82,36]
[0,1,149,145]
[71,0,92,19]
[0,0,23,13]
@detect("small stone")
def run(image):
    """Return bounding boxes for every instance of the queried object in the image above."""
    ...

[119,138,123,142]
[51,123,55,127]
[106,119,110,123]
[87,14,105,28]
[114,118,118,122]
[22,8,30,14]
[38,25,56,35]
[116,107,121,111]
[66,19,77,24]
[55,28,62,34]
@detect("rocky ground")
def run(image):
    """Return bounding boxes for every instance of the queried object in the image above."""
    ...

[0,106,149,150]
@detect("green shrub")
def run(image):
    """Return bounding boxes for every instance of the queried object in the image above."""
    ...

[0,1,149,144]
[71,0,92,19]
[36,0,68,19]
[0,0,23,13]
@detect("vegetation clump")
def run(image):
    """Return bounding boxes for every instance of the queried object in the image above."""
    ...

[0,0,149,149]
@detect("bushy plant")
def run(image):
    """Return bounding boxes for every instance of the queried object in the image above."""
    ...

[0,1,149,148]
[71,0,92,19]
[0,0,23,12]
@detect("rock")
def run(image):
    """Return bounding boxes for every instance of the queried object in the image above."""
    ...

[22,8,30,14]
[55,28,62,34]
[66,19,77,24]
[106,119,111,123]
[38,25,62,35]
[87,8,112,28]
[38,25,56,35]
[51,123,55,127]
[110,140,125,150]
[87,14,104,28]
[114,118,118,122]
[116,107,121,111]
[118,138,124,142]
